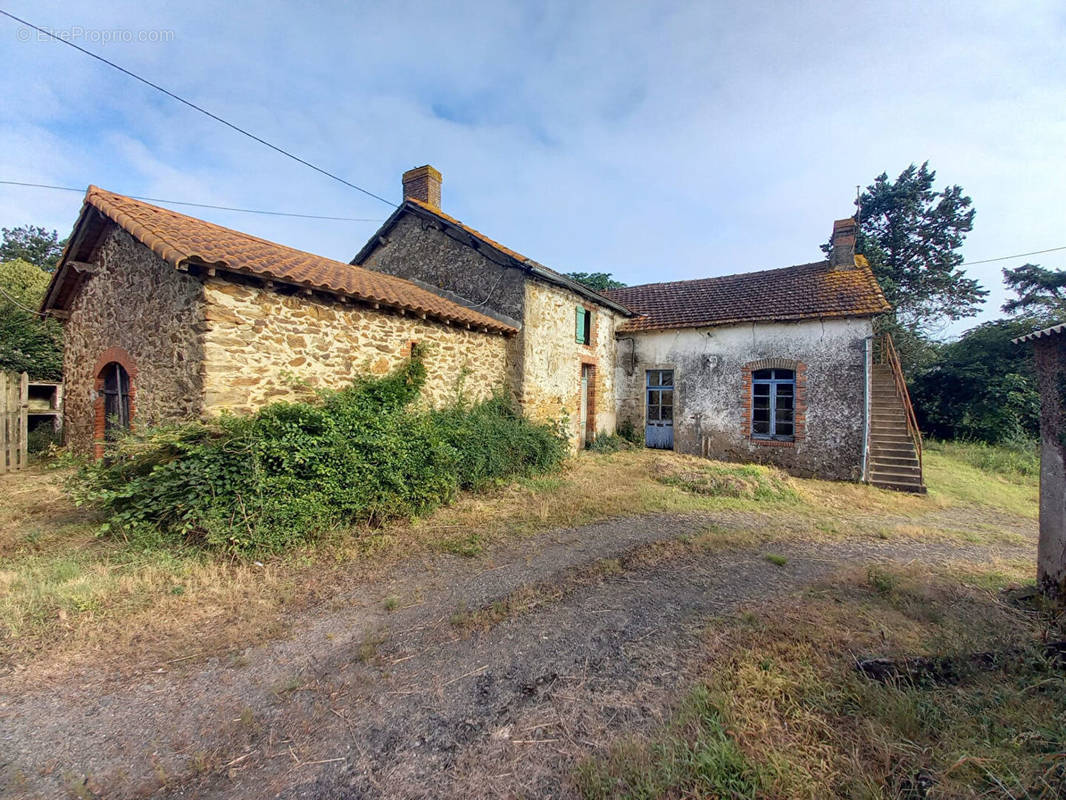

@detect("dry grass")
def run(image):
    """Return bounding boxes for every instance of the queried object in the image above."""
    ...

[0,445,1038,680]
[576,559,1065,799]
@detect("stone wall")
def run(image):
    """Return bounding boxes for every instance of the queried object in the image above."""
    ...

[359,212,526,399]
[360,213,526,327]
[615,317,872,480]
[200,277,510,414]
[62,226,206,453]
[522,280,621,450]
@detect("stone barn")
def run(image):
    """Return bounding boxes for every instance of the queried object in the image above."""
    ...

[41,186,514,457]
[42,167,923,488]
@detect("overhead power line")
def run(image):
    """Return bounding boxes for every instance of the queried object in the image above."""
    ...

[0,9,396,208]
[959,246,1066,267]
[0,283,45,314]
[0,180,384,222]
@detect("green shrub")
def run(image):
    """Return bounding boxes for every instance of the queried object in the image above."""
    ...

[617,419,643,446]
[26,422,61,454]
[72,358,565,554]
[586,433,631,453]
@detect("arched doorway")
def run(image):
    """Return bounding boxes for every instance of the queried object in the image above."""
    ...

[99,361,132,436]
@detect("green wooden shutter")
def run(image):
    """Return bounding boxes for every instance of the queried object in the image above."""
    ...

[575,307,586,343]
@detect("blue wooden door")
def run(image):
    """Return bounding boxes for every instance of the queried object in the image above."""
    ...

[645,369,674,449]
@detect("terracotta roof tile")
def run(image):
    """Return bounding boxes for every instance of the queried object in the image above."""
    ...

[604,259,890,332]
[57,186,515,334]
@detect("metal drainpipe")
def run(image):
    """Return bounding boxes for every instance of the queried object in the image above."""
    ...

[862,334,873,482]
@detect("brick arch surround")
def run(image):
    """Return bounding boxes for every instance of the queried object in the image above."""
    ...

[740,358,807,445]
[92,346,138,458]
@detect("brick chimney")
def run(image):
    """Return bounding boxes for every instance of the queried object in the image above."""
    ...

[829,217,857,269]
[402,165,442,208]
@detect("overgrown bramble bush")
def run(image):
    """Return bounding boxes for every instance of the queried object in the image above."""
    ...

[72,357,566,554]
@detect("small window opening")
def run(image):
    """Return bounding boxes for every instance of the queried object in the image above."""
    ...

[575,306,592,345]
[751,367,795,440]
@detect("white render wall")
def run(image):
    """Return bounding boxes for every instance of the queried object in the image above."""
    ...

[615,317,873,480]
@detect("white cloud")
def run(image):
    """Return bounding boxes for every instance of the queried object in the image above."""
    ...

[0,0,1062,335]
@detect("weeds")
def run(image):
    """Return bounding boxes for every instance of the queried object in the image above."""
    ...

[764,553,788,567]
[578,562,1064,799]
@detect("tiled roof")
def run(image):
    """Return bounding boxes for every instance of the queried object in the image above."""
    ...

[604,259,890,332]
[44,186,516,334]
[352,198,632,315]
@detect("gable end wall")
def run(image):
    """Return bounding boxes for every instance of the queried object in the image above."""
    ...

[62,226,206,454]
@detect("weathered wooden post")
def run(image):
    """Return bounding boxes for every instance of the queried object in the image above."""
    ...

[0,371,30,473]
[1015,324,1066,602]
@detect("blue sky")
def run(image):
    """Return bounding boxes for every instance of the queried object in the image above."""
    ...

[1,0,1063,336]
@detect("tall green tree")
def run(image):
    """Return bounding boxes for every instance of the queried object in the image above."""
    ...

[0,258,63,379]
[1002,263,1066,320]
[0,225,67,271]
[565,272,626,291]
[856,162,986,334]
[909,317,1039,444]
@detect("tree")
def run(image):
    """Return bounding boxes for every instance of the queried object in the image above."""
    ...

[0,225,67,271]
[855,162,986,334]
[909,317,1039,444]
[0,259,63,379]
[565,272,626,291]
[1002,263,1066,320]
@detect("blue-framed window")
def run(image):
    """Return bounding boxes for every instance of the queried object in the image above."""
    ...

[751,368,795,440]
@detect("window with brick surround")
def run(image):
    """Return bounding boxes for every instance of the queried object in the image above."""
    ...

[751,368,795,440]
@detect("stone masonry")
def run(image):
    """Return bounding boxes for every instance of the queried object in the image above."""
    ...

[521,280,620,448]
[62,227,206,454]
[200,277,510,414]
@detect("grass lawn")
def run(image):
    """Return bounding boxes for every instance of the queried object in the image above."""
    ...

[575,558,1063,799]
[0,441,1039,682]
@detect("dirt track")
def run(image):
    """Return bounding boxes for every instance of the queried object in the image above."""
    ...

[0,509,1035,799]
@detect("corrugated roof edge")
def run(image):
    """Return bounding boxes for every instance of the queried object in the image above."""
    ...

[1012,322,1066,344]
[350,199,634,316]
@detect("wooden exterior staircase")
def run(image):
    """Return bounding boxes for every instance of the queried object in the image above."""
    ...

[868,334,925,493]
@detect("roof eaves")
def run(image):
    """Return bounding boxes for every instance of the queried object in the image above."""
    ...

[350,203,406,265]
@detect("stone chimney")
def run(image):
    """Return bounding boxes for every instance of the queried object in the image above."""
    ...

[402,165,442,208]
[829,217,857,269]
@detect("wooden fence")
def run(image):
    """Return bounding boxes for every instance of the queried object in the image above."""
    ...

[1,371,29,473]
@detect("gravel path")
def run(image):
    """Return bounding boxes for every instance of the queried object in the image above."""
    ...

[0,509,1035,800]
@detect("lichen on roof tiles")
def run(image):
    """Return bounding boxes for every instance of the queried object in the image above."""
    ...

[604,259,890,332]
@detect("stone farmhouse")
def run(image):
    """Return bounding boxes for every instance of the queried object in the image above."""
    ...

[41,166,924,490]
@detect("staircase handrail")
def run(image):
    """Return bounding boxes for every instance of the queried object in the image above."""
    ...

[875,333,923,476]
